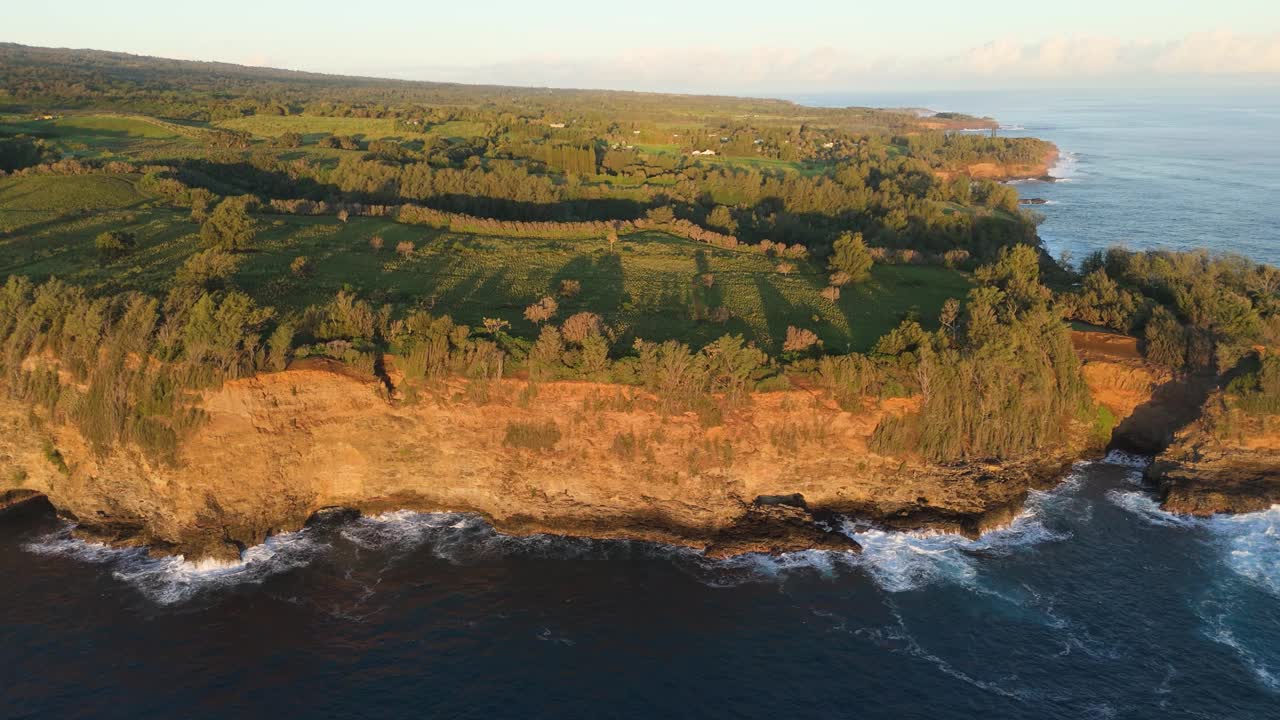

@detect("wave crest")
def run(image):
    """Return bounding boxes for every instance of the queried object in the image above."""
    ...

[23,524,323,605]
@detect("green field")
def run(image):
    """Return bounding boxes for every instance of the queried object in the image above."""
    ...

[214,116,487,141]
[634,143,821,175]
[0,176,968,352]
[0,114,202,160]
[0,174,152,233]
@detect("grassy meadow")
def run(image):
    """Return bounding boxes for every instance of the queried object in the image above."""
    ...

[214,116,488,141]
[0,173,968,353]
[0,114,205,160]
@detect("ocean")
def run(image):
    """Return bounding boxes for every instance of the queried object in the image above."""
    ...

[4,89,1280,719]
[794,88,1280,266]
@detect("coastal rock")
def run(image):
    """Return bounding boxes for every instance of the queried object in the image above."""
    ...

[1147,392,1280,515]
[0,489,52,519]
[0,331,1160,561]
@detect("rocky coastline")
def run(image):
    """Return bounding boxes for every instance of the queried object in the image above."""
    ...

[0,330,1271,561]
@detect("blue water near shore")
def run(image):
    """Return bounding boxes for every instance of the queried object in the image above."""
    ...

[2,455,1278,719]
[3,89,1280,719]
[793,88,1280,266]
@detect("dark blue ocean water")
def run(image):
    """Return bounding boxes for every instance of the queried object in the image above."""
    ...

[4,90,1280,719]
[794,88,1280,266]
[2,455,1278,719]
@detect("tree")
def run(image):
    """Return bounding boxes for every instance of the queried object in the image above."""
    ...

[369,235,385,252]
[1144,305,1187,371]
[828,231,873,284]
[94,230,135,261]
[561,312,604,344]
[180,291,274,372]
[703,334,766,401]
[783,326,822,355]
[707,205,737,235]
[174,249,241,289]
[396,240,415,257]
[524,296,558,325]
[200,197,256,251]
[974,244,1050,313]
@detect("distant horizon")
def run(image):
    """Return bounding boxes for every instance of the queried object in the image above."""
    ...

[6,40,1280,110]
[6,0,1279,94]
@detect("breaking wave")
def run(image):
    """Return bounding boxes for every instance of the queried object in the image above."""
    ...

[1204,506,1280,599]
[23,523,323,605]
[17,461,1116,603]
[841,474,1080,593]
[1105,490,1198,528]
[1108,488,1280,598]
[1107,489,1280,690]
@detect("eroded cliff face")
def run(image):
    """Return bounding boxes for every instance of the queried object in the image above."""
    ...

[933,148,1060,183]
[0,331,1161,561]
[1147,395,1280,516]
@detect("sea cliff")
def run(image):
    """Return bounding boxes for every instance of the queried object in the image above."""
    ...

[0,331,1199,561]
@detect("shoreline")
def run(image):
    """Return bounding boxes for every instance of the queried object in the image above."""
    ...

[0,331,1180,563]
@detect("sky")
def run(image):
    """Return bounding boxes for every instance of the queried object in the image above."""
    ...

[6,1,1280,93]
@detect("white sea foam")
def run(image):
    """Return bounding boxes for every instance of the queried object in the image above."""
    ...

[1104,490,1197,528]
[1204,505,1280,598]
[23,523,323,605]
[19,466,1098,602]
[1099,449,1153,468]
[838,476,1079,594]
[1050,151,1082,180]
[1107,489,1280,689]
[1107,491,1280,597]
[342,510,607,563]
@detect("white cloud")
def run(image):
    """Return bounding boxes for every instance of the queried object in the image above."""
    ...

[383,31,1280,92]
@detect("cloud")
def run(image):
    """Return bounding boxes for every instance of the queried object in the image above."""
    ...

[383,31,1280,92]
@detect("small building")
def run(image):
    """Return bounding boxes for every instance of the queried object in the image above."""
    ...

[691,149,717,156]
[549,122,566,128]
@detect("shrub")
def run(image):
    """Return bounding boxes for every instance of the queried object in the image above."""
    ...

[369,235,385,252]
[174,249,241,289]
[41,439,69,475]
[611,431,641,460]
[94,230,135,261]
[819,354,876,410]
[528,326,566,381]
[820,286,841,302]
[1229,354,1280,415]
[290,255,314,278]
[504,420,561,451]
[559,279,582,298]
[395,240,415,257]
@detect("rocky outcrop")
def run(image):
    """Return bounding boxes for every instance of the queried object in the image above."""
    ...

[1147,394,1280,515]
[0,332,1160,561]
[934,147,1060,183]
